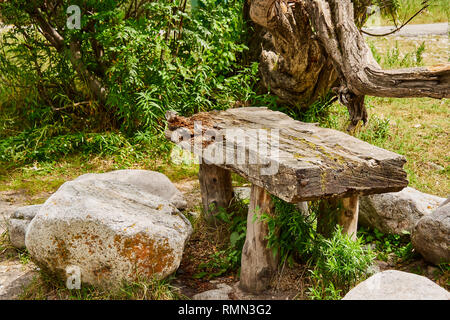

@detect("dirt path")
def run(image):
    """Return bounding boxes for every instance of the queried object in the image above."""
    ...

[363,22,448,37]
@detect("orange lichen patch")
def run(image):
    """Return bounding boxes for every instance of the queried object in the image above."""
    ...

[114,233,175,277]
[52,237,70,262]
[93,264,112,281]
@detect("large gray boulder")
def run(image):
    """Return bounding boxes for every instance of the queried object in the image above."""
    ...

[343,270,450,300]
[8,204,42,248]
[412,199,450,265]
[82,170,188,210]
[359,187,444,234]
[26,170,192,289]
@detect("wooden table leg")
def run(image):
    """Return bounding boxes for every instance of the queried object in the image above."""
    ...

[338,195,359,241]
[317,195,359,241]
[198,163,234,225]
[239,184,278,293]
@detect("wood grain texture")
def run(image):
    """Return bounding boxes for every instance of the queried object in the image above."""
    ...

[240,184,278,293]
[339,195,359,241]
[165,107,408,203]
[317,196,359,240]
[198,163,234,225]
[306,0,450,99]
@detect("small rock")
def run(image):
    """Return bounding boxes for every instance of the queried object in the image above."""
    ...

[295,202,309,215]
[412,198,450,265]
[343,270,450,300]
[413,124,422,128]
[192,284,233,300]
[359,187,444,234]
[427,162,444,171]
[8,204,42,248]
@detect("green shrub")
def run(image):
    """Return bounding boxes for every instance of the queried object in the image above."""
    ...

[358,227,416,262]
[309,226,375,299]
[194,198,248,279]
[261,197,316,266]
[259,197,375,300]
[0,0,262,166]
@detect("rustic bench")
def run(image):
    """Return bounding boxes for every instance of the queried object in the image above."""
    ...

[165,107,408,293]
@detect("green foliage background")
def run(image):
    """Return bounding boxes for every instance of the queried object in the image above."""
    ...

[0,0,270,166]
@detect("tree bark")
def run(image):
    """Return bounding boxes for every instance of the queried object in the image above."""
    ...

[245,0,336,108]
[27,8,108,104]
[305,0,450,99]
[240,184,278,293]
[198,163,235,225]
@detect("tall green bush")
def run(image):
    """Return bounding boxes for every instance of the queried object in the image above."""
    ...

[0,0,262,165]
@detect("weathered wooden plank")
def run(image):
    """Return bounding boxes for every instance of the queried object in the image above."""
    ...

[240,184,278,293]
[198,163,234,225]
[165,107,408,202]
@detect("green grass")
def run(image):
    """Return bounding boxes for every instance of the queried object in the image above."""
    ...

[0,152,199,204]
[319,97,449,198]
[19,271,184,300]
[366,0,449,26]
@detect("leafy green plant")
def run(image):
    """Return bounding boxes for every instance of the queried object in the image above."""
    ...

[0,0,262,167]
[368,39,426,69]
[194,198,248,279]
[260,197,316,266]
[309,226,375,299]
[258,196,375,299]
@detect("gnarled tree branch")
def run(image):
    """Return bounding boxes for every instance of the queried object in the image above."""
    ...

[249,0,450,130]
[306,0,450,99]
[27,7,108,104]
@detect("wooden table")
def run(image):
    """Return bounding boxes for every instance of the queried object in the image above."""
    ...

[165,107,408,293]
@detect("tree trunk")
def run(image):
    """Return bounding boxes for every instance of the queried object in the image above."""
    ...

[240,184,278,293]
[198,163,235,225]
[317,195,359,241]
[244,0,336,109]
[27,8,108,104]
[247,0,450,130]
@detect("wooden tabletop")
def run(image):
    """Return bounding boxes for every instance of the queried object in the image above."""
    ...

[165,107,408,202]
